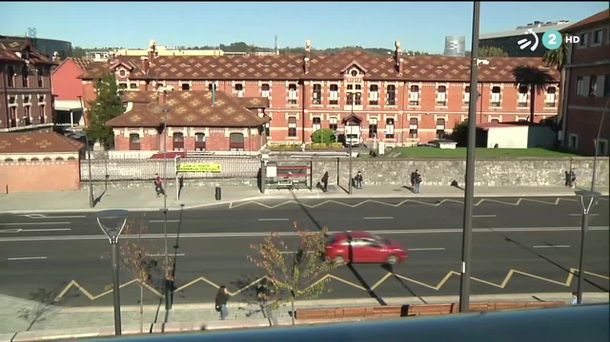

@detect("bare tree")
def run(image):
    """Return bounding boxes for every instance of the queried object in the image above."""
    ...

[248,223,335,325]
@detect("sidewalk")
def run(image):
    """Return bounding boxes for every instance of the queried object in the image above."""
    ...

[1,183,608,214]
[1,292,608,341]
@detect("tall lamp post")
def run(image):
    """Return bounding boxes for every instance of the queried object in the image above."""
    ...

[96,209,129,336]
[158,88,171,311]
[78,95,94,208]
[347,92,355,194]
[459,0,480,313]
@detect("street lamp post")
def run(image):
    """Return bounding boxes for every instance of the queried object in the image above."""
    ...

[348,92,355,195]
[78,95,94,208]
[96,209,129,336]
[161,99,171,311]
[459,0,480,313]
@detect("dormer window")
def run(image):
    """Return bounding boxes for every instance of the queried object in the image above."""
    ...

[350,69,358,77]
[118,69,126,78]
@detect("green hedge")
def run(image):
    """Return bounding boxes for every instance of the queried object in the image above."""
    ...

[268,143,301,151]
[306,142,344,150]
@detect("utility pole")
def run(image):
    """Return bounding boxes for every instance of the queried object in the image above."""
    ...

[348,92,355,195]
[459,0,480,313]
[78,95,94,208]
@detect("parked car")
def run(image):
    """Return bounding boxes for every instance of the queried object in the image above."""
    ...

[325,231,407,265]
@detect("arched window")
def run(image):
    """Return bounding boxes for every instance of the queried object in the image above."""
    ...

[173,132,184,151]
[229,133,244,151]
[129,133,141,150]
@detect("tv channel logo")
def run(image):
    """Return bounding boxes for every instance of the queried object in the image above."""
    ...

[543,29,581,50]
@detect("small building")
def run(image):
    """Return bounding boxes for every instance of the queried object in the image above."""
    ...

[51,57,94,127]
[0,131,84,192]
[477,122,556,149]
[106,90,269,157]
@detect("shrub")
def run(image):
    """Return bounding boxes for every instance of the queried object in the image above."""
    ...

[311,129,336,144]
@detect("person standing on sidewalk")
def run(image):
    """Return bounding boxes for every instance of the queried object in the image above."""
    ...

[569,170,577,189]
[321,171,329,193]
[354,171,364,189]
[215,285,230,320]
[154,173,165,197]
[414,169,423,194]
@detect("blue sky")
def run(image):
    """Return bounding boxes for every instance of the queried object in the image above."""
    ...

[0,2,607,53]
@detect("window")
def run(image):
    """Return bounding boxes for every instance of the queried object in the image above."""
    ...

[312,117,321,132]
[181,83,190,91]
[436,85,447,106]
[208,82,217,92]
[369,118,378,138]
[288,116,297,137]
[129,133,141,150]
[118,83,128,90]
[518,85,529,106]
[409,85,420,106]
[37,67,43,87]
[173,132,184,151]
[23,95,30,104]
[385,118,395,138]
[491,86,502,107]
[229,133,244,150]
[195,133,206,150]
[312,84,322,104]
[347,84,362,105]
[9,107,17,127]
[490,118,500,124]
[593,29,603,45]
[569,134,578,150]
[595,139,608,156]
[22,66,28,87]
[9,96,16,105]
[329,84,339,105]
[589,75,598,97]
[288,84,298,104]
[38,95,44,102]
[261,83,270,98]
[436,118,446,138]
[545,86,557,107]
[409,117,418,138]
[39,105,45,123]
[263,123,270,137]
[387,85,396,105]
[329,117,338,131]
[235,83,244,97]
[24,106,31,125]
[604,74,610,97]
[369,84,379,105]
[8,66,14,87]
[463,86,470,104]
[579,32,588,47]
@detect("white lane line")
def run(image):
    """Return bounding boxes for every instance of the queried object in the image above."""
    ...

[569,213,599,217]
[473,215,497,218]
[533,245,570,249]
[0,228,71,234]
[7,256,48,261]
[0,222,70,226]
[363,217,394,220]
[145,253,185,257]
[258,218,290,221]
[408,248,446,251]
[149,220,180,223]
[1,226,608,242]
[21,214,86,219]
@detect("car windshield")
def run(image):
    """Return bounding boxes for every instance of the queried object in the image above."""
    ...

[370,234,391,246]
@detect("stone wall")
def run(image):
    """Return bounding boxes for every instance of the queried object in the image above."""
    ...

[311,157,609,188]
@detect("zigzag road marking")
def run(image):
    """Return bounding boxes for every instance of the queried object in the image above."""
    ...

[51,267,608,303]
[229,196,585,210]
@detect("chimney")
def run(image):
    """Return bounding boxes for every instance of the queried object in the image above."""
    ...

[141,56,150,74]
[303,40,312,74]
[394,40,402,74]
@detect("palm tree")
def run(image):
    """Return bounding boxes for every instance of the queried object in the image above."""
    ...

[512,65,555,124]
[543,41,569,128]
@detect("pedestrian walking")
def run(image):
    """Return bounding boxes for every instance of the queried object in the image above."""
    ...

[354,171,364,189]
[414,169,423,194]
[569,170,576,189]
[410,170,416,188]
[154,173,165,197]
[321,171,329,193]
[215,285,230,320]
[571,291,578,305]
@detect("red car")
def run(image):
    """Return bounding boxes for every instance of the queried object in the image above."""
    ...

[325,231,407,265]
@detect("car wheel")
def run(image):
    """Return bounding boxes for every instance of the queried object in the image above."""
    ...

[333,255,345,266]
[386,255,398,265]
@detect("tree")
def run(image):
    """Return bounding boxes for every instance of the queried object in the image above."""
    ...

[450,120,469,147]
[311,128,336,144]
[120,218,163,333]
[479,46,508,57]
[248,224,335,325]
[512,65,555,124]
[543,41,568,128]
[86,73,125,149]
[73,46,86,58]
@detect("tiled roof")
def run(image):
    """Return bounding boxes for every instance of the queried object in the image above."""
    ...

[108,90,266,128]
[0,39,55,65]
[72,57,94,71]
[0,132,84,154]
[562,9,609,32]
[81,49,558,83]
[234,97,270,109]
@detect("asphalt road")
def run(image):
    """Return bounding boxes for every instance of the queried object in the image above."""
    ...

[0,196,608,307]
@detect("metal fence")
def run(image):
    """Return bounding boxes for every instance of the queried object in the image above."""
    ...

[81,156,260,181]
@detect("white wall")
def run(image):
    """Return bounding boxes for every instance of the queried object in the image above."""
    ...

[487,126,529,148]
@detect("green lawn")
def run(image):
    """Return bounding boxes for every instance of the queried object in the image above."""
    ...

[384,147,581,159]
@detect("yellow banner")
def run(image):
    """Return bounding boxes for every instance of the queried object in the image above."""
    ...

[177,163,221,173]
